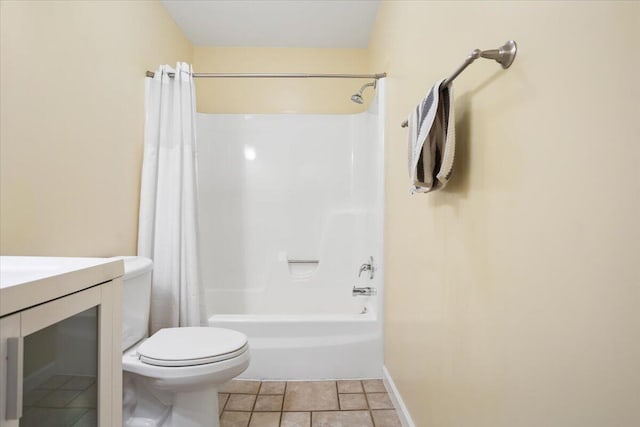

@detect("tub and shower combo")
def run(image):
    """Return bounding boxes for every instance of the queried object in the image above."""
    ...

[196,80,385,379]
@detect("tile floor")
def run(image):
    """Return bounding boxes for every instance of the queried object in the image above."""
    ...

[20,376,401,427]
[219,379,402,427]
[21,375,96,427]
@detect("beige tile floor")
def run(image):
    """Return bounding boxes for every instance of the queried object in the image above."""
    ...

[20,376,401,427]
[219,379,402,427]
[21,375,97,427]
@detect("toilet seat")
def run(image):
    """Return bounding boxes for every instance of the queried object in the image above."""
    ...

[137,327,248,367]
[122,341,250,383]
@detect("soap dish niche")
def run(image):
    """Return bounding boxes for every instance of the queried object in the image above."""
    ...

[287,259,319,279]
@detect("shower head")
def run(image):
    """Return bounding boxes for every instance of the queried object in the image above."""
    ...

[350,81,376,104]
[351,93,364,104]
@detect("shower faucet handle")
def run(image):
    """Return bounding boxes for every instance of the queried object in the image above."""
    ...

[358,256,375,280]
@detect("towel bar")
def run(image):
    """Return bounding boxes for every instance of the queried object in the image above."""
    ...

[401,40,517,128]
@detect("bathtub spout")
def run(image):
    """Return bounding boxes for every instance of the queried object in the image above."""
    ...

[352,286,377,296]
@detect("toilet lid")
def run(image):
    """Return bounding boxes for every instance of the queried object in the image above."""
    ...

[137,327,249,367]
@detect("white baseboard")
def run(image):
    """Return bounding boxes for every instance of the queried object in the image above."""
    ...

[383,365,416,427]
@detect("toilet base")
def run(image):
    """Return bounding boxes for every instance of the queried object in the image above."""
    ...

[123,372,221,427]
[171,387,220,427]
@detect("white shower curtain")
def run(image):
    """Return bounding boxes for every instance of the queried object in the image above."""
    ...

[138,62,203,333]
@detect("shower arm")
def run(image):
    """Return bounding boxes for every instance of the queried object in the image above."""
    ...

[359,81,376,93]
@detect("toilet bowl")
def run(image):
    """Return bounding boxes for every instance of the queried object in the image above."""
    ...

[117,256,250,427]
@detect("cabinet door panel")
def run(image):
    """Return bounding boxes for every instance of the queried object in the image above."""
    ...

[20,306,99,427]
[2,282,119,427]
[1,313,21,427]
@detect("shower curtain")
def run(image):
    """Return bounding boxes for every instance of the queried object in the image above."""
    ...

[138,62,203,333]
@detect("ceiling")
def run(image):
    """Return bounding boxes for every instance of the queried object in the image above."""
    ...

[160,0,381,48]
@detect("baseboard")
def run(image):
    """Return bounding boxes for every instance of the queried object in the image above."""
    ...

[383,365,416,427]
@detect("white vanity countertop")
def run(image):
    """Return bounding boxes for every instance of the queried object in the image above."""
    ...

[0,256,124,317]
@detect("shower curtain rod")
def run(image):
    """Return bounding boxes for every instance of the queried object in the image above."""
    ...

[145,71,387,79]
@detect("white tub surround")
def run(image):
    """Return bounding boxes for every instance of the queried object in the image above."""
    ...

[198,80,385,379]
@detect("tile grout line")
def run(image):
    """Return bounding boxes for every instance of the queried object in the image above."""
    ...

[362,382,377,427]
[282,408,381,413]
[279,381,287,427]
[246,381,263,426]
[219,392,226,418]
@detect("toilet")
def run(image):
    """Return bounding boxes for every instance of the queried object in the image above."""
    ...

[118,256,250,427]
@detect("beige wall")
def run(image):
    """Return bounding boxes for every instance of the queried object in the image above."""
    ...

[194,47,371,114]
[370,1,640,426]
[0,0,192,256]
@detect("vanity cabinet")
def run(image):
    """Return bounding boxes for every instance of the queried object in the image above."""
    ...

[0,258,123,427]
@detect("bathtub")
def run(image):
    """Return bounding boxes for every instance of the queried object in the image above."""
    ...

[208,302,382,380]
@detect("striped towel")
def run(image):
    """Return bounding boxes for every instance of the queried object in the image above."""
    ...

[407,79,455,193]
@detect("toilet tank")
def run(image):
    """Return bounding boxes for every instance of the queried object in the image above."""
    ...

[116,256,153,352]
